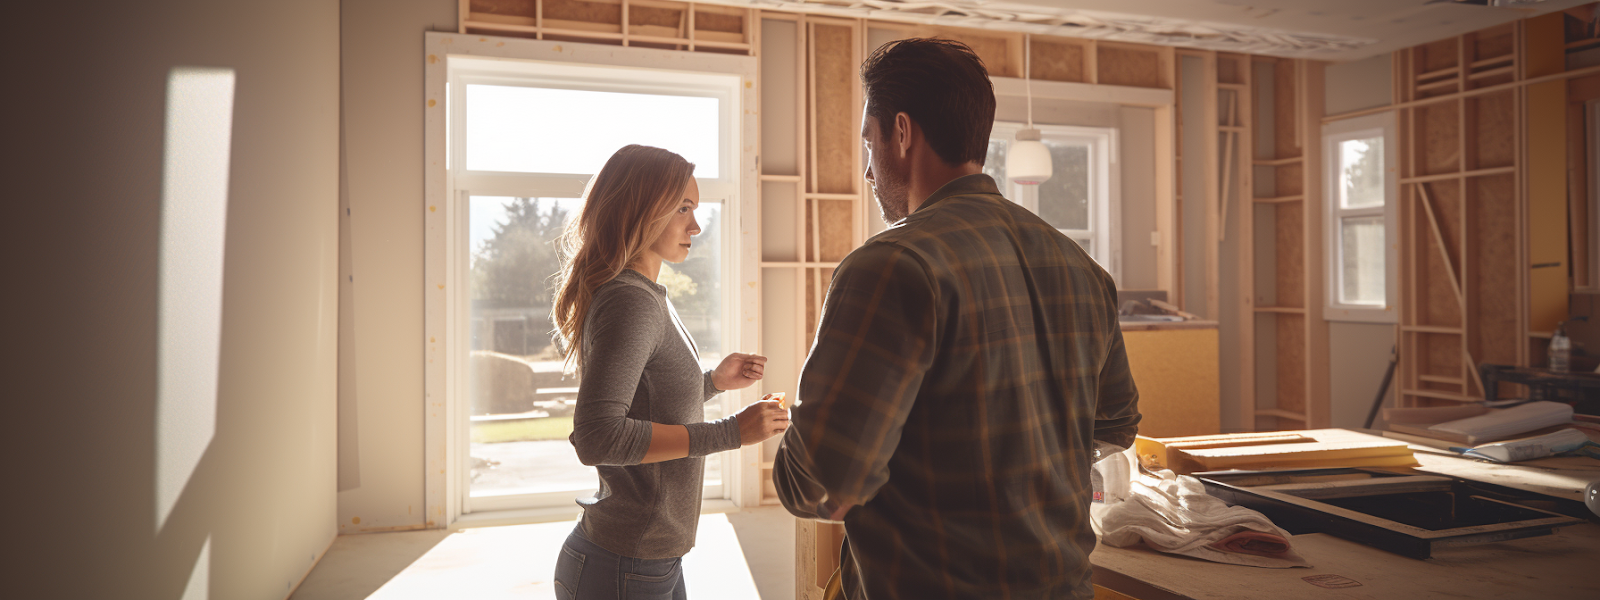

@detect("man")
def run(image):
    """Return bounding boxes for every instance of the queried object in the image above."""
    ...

[773,38,1141,600]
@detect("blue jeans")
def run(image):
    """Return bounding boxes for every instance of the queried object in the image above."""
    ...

[554,525,688,600]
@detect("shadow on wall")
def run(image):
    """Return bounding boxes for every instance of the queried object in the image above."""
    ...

[13,6,340,591]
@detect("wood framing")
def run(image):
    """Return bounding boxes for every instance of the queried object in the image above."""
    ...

[462,0,756,54]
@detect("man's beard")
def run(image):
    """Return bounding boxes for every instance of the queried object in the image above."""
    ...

[871,159,911,224]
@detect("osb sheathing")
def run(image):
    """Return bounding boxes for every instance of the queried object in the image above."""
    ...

[1098,44,1161,88]
[1275,313,1306,413]
[694,8,744,34]
[472,0,537,19]
[811,23,856,195]
[544,0,620,25]
[1467,91,1516,169]
[1415,102,1461,176]
[1469,23,1515,63]
[1469,174,1520,366]
[1273,59,1300,160]
[1030,37,1086,83]
[1274,203,1304,308]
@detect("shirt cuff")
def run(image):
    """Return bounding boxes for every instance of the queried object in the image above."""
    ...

[685,416,741,458]
[703,370,722,401]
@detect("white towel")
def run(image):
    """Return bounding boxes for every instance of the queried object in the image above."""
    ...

[1094,469,1312,569]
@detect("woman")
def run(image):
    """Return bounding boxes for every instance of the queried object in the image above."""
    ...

[550,144,790,600]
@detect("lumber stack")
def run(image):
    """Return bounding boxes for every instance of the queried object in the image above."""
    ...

[1134,431,1417,474]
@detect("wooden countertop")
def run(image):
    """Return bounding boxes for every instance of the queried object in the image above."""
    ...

[1118,319,1219,331]
[1092,524,1600,599]
[1092,427,1600,599]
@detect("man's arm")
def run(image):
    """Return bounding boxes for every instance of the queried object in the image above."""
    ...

[1092,326,1141,449]
[773,244,938,521]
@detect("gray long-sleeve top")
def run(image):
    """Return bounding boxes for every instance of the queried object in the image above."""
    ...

[569,269,741,559]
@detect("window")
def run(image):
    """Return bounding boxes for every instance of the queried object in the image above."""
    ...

[983,123,1119,280]
[448,56,744,513]
[1322,112,1397,322]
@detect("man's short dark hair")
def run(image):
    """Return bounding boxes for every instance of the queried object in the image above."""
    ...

[860,38,996,167]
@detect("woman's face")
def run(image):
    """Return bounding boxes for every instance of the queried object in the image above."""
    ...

[647,178,702,264]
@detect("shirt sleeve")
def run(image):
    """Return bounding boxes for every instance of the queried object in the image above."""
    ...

[569,286,663,467]
[774,243,938,521]
[1093,322,1141,450]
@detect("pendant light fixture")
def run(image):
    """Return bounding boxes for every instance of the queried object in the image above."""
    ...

[1007,34,1052,186]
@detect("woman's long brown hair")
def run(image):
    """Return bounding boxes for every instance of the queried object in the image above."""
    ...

[551,144,695,373]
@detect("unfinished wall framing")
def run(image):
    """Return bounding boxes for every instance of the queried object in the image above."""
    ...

[1390,19,1536,407]
[461,0,756,54]
[1186,48,1330,432]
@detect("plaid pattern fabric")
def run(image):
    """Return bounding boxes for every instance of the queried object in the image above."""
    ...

[774,174,1141,600]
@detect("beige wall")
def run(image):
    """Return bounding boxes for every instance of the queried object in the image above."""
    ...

[1324,55,1399,429]
[994,97,1162,289]
[13,0,340,597]
[337,0,458,533]
[1326,54,1393,116]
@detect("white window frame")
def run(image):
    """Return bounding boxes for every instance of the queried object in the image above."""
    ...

[989,122,1121,282]
[1322,112,1398,323]
[424,33,760,527]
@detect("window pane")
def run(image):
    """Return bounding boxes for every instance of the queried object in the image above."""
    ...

[1037,142,1090,231]
[466,197,728,497]
[983,138,1008,183]
[468,196,593,498]
[466,84,720,178]
[1340,137,1383,209]
[1340,215,1385,305]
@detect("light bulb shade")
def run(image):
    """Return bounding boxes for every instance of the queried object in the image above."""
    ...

[1007,129,1051,185]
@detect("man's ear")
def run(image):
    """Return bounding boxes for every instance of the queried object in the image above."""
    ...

[894,112,914,158]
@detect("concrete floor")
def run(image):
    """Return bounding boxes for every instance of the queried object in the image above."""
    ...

[291,507,796,600]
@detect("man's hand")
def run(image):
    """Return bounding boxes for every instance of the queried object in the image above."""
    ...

[735,399,789,446]
[711,352,767,391]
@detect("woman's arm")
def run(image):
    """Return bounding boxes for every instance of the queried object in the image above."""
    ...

[640,423,690,463]
[570,286,666,466]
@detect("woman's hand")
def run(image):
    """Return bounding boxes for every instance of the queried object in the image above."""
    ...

[735,399,790,446]
[711,352,767,391]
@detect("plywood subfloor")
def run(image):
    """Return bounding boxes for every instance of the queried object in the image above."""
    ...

[291,508,797,600]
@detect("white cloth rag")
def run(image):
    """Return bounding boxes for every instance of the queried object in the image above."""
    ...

[1093,469,1311,568]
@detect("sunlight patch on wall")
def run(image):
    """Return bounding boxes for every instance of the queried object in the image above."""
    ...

[157,66,235,531]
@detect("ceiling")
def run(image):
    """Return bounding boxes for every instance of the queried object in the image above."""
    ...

[998,0,1593,61]
[744,0,1595,61]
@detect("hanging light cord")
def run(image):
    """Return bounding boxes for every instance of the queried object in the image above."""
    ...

[1025,34,1033,129]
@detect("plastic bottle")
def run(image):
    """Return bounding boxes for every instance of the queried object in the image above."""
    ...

[1550,323,1571,372]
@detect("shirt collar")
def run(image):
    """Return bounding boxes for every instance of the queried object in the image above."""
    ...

[912,173,1002,215]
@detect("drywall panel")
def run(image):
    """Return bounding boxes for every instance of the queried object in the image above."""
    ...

[12,0,339,597]
[1325,54,1392,116]
[1119,106,1159,291]
[1329,322,1398,429]
[338,0,459,533]
[760,19,799,177]
[993,98,1158,290]
[1180,55,1210,316]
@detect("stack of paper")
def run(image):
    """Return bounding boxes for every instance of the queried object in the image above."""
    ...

[1428,401,1574,445]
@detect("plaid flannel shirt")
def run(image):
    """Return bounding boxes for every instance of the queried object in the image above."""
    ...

[774,174,1141,600]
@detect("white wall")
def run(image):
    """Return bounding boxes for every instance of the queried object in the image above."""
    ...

[337,0,459,533]
[994,97,1161,289]
[12,0,340,597]
[1324,54,1398,428]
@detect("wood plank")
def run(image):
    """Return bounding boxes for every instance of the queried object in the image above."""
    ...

[1093,525,1600,600]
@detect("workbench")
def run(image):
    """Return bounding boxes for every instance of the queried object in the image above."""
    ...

[1089,428,1600,599]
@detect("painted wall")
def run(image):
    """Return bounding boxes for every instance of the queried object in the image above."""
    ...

[1324,54,1399,429]
[337,0,459,533]
[12,0,340,597]
[1326,54,1392,116]
[994,97,1162,290]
